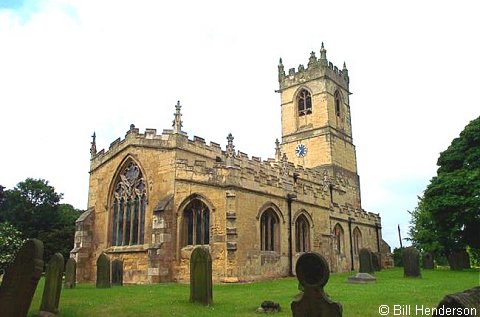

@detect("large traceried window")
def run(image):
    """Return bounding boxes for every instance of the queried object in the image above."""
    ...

[297,89,312,116]
[111,161,146,246]
[334,223,345,254]
[183,199,210,246]
[260,209,280,251]
[295,214,310,252]
[353,227,362,255]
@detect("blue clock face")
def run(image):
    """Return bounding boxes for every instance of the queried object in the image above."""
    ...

[295,144,307,157]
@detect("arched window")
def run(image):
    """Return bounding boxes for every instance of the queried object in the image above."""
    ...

[334,90,341,117]
[260,209,280,251]
[334,223,344,254]
[183,199,210,246]
[353,227,362,255]
[111,161,146,246]
[297,89,312,116]
[295,214,310,252]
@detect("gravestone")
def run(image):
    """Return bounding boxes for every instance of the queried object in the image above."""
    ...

[190,246,213,305]
[0,239,44,317]
[291,252,342,317]
[359,248,374,274]
[433,286,480,317]
[448,250,471,270]
[402,247,421,277]
[348,248,376,283]
[112,259,123,286]
[422,253,434,269]
[96,253,111,288]
[372,252,382,271]
[39,252,65,316]
[64,258,76,289]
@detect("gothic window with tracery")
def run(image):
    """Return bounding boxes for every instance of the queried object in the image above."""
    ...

[111,161,147,246]
[183,199,210,246]
[260,209,279,251]
[334,223,345,254]
[353,227,362,255]
[295,214,310,252]
[297,89,312,116]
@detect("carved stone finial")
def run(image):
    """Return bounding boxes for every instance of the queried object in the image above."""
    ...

[226,133,236,167]
[308,51,317,67]
[342,62,349,83]
[320,42,327,65]
[172,100,183,134]
[130,124,135,130]
[90,132,97,156]
[278,57,285,82]
[275,139,281,161]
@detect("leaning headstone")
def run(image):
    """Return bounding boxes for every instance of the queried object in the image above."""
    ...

[112,259,123,286]
[64,258,76,289]
[96,253,111,288]
[433,286,480,317]
[39,253,65,317]
[190,246,213,305]
[291,252,342,317]
[402,247,421,277]
[0,239,44,317]
[422,253,434,269]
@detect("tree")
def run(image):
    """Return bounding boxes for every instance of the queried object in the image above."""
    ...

[0,178,82,263]
[408,197,444,255]
[0,222,24,271]
[409,116,480,268]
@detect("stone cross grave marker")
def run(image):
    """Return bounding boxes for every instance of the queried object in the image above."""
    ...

[39,252,65,316]
[402,247,421,278]
[96,253,111,288]
[112,259,123,286]
[190,246,213,305]
[0,239,44,317]
[64,258,76,289]
[291,252,342,317]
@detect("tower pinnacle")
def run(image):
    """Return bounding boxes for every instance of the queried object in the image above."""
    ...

[90,132,97,157]
[172,100,183,134]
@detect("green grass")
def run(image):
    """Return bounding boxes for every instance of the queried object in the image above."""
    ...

[27,268,479,317]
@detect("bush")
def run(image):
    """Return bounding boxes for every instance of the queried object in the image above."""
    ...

[0,222,25,271]
[393,247,404,267]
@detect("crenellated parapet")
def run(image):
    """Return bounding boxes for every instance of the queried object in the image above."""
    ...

[278,42,349,92]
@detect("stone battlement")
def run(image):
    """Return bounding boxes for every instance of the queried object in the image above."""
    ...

[278,43,349,91]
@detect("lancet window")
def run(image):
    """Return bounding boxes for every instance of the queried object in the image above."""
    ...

[295,214,310,252]
[111,161,146,246]
[260,209,280,251]
[183,199,210,246]
[334,223,345,254]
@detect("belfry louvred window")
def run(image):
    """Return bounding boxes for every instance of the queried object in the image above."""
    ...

[111,161,146,246]
[297,89,312,116]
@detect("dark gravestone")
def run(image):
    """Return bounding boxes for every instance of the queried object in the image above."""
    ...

[39,253,65,317]
[402,247,421,278]
[372,252,382,271]
[422,253,435,269]
[0,239,44,317]
[358,248,374,274]
[112,259,123,286]
[190,246,213,305]
[96,253,111,288]
[433,286,480,317]
[448,250,471,270]
[64,258,76,289]
[291,252,342,317]
[348,248,376,283]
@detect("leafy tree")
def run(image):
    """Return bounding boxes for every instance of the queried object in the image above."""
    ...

[409,116,480,268]
[0,222,25,271]
[0,179,82,263]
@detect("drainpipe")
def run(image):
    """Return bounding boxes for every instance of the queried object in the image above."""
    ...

[376,222,381,252]
[287,193,297,276]
[348,217,354,271]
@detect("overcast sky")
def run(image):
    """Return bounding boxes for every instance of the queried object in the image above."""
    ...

[1,0,478,249]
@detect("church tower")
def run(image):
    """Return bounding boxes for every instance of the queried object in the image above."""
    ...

[278,43,361,208]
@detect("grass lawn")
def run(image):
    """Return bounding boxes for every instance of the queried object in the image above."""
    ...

[27,267,479,317]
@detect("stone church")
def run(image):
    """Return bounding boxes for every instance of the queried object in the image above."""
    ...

[72,44,392,284]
